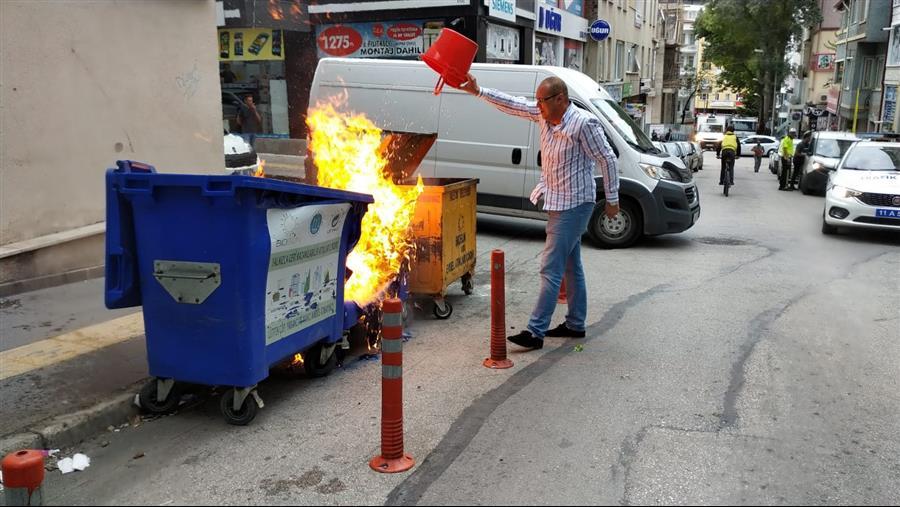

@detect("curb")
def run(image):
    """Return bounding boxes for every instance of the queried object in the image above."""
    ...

[0,384,142,457]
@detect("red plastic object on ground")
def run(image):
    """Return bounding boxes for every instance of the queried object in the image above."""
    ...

[2,450,44,505]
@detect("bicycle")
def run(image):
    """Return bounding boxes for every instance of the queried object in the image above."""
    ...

[720,149,736,196]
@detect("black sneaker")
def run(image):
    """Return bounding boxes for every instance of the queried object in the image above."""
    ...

[544,323,586,338]
[507,330,543,350]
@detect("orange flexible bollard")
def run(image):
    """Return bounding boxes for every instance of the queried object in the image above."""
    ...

[369,298,414,473]
[2,450,44,506]
[558,278,567,304]
[484,250,513,369]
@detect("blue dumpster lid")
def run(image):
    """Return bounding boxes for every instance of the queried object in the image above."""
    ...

[109,160,373,203]
[105,160,372,310]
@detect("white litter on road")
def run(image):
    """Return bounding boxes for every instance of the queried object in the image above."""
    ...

[57,453,91,474]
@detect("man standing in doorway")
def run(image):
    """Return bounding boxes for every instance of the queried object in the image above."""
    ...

[236,94,262,147]
[451,73,619,350]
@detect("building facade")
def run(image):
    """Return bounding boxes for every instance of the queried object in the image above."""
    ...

[584,0,665,128]
[0,0,224,295]
[832,0,891,133]
[799,0,843,131]
[882,0,900,133]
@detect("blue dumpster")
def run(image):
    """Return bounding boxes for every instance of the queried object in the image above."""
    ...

[104,160,373,424]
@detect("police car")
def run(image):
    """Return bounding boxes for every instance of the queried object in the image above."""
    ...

[822,139,900,235]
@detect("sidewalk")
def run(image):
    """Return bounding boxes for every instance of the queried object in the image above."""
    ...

[0,278,146,456]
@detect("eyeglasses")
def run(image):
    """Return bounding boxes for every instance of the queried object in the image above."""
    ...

[535,92,561,105]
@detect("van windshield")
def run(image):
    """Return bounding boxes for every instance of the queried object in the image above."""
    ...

[699,124,723,133]
[589,98,655,152]
[732,120,757,132]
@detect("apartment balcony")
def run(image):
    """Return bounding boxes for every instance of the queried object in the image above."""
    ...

[680,44,697,54]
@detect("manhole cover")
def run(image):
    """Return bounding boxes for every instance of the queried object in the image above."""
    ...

[694,236,749,246]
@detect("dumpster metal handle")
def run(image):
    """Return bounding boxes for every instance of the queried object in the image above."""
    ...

[153,260,221,304]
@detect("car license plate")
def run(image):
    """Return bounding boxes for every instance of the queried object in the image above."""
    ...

[875,208,900,218]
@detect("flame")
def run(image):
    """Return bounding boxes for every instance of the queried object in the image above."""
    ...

[268,0,284,20]
[291,353,304,366]
[255,158,266,178]
[307,102,423,306]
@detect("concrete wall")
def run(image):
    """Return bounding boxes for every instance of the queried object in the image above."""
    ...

[0,0,224,246]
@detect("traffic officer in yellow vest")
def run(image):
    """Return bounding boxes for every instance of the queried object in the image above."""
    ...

[719,126,741,187]
[778,128,796,190]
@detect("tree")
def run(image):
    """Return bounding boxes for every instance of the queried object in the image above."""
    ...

[695,0,822,130]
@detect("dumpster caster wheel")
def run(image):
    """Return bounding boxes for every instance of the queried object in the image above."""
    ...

[433,300,453,319]
[220,389,259,426]
[138,379,181,414]
[304,342,337,378]
[461,274,474,295]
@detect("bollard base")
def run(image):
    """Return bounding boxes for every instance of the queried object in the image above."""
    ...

[483,357,514,369]
[369,454,415,473]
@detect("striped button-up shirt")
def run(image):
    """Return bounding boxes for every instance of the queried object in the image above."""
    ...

[479,87,619,211]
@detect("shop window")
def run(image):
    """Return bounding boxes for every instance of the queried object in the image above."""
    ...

[862,57,874,89]
[889,25,900,67]
[626,44,640,74]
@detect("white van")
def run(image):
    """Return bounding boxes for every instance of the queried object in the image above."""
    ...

[309,58,700,248]
[695,114,727,152]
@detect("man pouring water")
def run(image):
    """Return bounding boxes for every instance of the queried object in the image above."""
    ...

[450,73,619,351]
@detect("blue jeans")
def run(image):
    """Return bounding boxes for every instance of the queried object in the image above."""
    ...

[527,202,595,339]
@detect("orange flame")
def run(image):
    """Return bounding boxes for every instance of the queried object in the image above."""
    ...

[255,158,266,178]
[307,103,423,306]
[268,0,284,20]
[291,353,304,366]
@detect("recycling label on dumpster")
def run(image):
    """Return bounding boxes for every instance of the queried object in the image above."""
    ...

[265,203,350,345]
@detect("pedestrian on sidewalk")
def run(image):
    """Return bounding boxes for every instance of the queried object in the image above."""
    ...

[751,141,764,173]
[451,73,619,350]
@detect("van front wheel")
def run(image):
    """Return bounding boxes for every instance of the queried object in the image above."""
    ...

[587,199,642,249]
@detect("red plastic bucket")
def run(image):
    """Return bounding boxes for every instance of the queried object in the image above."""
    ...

[420,28,478,95]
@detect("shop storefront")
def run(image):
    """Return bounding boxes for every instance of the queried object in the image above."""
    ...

[534,1,588,70]
[218,0,312,139]
[219,27,289,137]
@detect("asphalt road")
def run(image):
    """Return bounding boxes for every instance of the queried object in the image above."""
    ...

[42,152,900,505]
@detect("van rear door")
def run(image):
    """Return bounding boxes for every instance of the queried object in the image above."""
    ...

[435,69,537,211]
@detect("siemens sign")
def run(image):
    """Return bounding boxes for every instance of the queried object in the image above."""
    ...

[535,6,588,40]
[489,0,516,22]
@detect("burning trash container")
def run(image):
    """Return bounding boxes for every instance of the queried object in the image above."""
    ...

[379,131,478,319]
[403,177,478,319]
[104,160,372,425]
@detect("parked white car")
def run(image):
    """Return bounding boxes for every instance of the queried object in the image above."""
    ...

[224,133,260,175]
[822,140,900,235]
[740,135,779,157]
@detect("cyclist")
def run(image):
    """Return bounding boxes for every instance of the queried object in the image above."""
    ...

[719,126,740,189]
